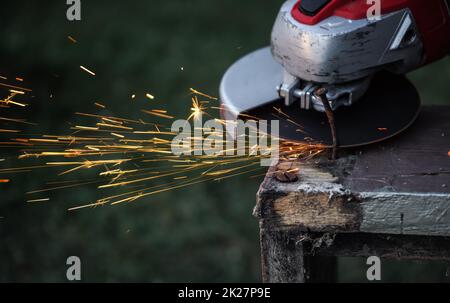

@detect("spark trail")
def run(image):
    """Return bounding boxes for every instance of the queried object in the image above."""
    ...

[0,83,324,210]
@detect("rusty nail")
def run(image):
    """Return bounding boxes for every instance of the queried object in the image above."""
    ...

[275,171,299,183]
[275,162,299,183]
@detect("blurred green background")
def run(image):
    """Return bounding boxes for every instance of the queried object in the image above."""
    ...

[0,0,449,282]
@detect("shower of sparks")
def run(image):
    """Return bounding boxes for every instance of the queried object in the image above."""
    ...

[0,77,33,132]
[80,65,96,76]
[0,83,324,210]
[0,75,36,184]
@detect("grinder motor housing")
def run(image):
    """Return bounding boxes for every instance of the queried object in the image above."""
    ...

[272,0,450,111]
[219,0,450,147]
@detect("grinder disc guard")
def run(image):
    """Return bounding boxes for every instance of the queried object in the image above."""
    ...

[220,47,421,148]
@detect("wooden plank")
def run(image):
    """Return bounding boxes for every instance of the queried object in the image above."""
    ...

[255,106,450,237]
[259,227,306,283]
[298,232,450,261]
[259,226,338,283]
[342,106,450,194]
[359,192,450,235]
[255,164,362,232]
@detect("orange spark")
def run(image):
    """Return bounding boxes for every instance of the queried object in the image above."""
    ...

[187,96,206,121]
[68,36,77,43]
[94,102,106,109]
[0,82,32,92]
[80,65,96,76]
[27,198,50,203]
[189,88,218,100]
[142,109,174,119]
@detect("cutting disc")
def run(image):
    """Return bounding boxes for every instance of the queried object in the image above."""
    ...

[220,47,421,148]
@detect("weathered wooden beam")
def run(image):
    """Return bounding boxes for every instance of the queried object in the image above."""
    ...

[256,163,450,236]
[259,227,338,283]
[259,226,306,283]
[255,106,450,282]
[255,106,450,237]
[300,232,450,261]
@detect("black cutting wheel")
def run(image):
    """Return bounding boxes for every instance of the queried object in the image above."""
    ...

[242,72,421,148]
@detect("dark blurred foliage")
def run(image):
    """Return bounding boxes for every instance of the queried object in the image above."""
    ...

[0,0,449,282]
